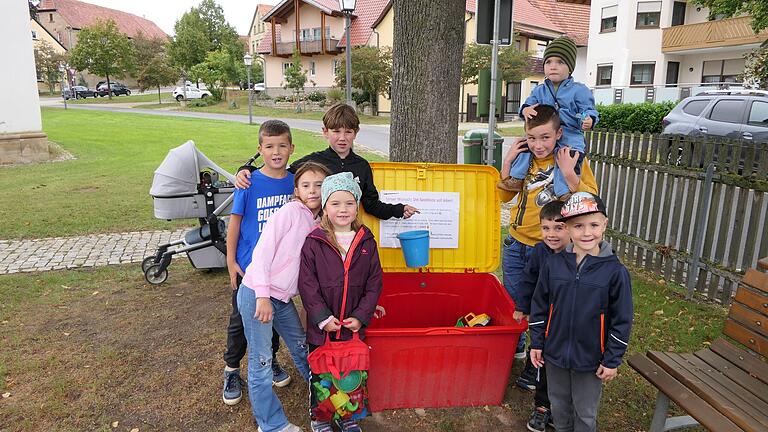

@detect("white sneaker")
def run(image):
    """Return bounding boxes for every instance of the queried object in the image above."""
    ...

[258,423,302,432]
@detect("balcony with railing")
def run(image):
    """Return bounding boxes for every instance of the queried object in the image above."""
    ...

[662,16,768,53]
[272,38,342,56]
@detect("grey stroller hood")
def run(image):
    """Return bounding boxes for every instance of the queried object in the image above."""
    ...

[150,140,235,197]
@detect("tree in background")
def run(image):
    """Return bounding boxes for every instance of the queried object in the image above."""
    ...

[168,7,211,90]
[132,31,168,73]
[743,40,768,88]
[335,46,392,115]
[69,19,134,99]
[34,40,67,94]
[189,50,237,101]
[461,42,532,85]
[283,49,308,110]
[693,0,767,32]
[138,54,179,104]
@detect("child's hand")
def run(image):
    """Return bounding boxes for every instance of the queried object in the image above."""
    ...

[374,305,386,319]
[581,115,593,130]
[322,317,342,332]
[556,146,580,175]
[512,311,528,323]
[342,317,362,332]
[501,137,529,177]
[522,104,539,120]
[402,205,419,219]
[227,261,244,290]
[254,297,273,323]
[234,169,252,189]
[530,349,545,368]
[596,365,617,382]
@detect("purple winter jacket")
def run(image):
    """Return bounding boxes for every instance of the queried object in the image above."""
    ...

[298,225,383,346]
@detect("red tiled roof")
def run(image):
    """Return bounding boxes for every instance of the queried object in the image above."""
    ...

[466,0,476,12]
[338,0,390,46]
[514,0,563,33]
[526,0,590,45]
[38,0,167,40]
[257,4,274,16]
[256,25,281,54]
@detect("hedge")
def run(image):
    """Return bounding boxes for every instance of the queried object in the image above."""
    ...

[595,101,677,133]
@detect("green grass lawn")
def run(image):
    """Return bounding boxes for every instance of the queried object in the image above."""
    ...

[69,91,172,104]
[0,108,384,240]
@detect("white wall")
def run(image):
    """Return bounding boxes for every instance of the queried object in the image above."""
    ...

[573,47,588,83]
[1,0,43,133]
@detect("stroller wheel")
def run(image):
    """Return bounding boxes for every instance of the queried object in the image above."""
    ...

[141,256,158,273]
[144,264,168,285]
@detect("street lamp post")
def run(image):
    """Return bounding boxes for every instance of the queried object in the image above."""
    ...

[339,0,356,106]
[58,63,67,110]
[244,54,253,125]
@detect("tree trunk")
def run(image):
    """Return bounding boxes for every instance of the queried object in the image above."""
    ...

[157,85,161,104]
[390,0,465,163]
[106,75,112,100]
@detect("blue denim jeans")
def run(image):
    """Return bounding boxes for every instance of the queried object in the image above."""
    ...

[238,286,310,432]
[502,235,534,353]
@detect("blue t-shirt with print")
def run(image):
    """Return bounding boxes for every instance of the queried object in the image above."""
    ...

[231,169,294,269]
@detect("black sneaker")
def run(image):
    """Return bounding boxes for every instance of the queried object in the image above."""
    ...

[272,359,291,387]
[222,369,245,405]
[527,406,553,432]
[516,362,537,391]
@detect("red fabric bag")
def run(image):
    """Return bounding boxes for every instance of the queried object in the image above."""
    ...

[308,332,369,379]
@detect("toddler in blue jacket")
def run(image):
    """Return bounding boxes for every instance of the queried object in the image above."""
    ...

[529,192,633,432]
[498,37,598,200]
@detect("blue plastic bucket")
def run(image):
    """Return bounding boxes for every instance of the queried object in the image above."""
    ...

[397,230,430,268]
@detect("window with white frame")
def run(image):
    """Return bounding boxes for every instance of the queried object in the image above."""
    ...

[300,28,312,41]
[630,62,655,85]
[283,62,291,77]
[702,58,745,84]
[332,59,340,76]
[636,1,662,28]
[535,42,547,59]
[313,28,321,41]
[601,5,618,32]
[310,61,316,76]
[596,64,613,86]
[31,30,38,40]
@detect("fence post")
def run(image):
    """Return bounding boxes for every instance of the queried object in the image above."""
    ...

[686,163,715,299]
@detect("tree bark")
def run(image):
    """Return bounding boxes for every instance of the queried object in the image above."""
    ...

[390,0,465,163]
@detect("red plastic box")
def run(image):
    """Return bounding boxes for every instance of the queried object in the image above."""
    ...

[360,163,526,411]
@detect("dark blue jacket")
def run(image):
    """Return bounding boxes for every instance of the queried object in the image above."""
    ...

[529,242,633,372]
[516,242,555,315]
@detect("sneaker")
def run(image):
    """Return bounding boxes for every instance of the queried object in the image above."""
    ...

[527,406,553,432]
[337,418,362,432]
[310,420,333,432]
[222,369,245,406]
[258,423,302,432]
[516,362,537,391]
[272,359,292,387]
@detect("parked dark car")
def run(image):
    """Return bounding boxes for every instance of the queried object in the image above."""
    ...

[95,82,131,97]
[71,86,96,99]
[661,90,768,171]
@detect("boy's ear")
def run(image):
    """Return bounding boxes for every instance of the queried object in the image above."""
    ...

[556,127,563,139]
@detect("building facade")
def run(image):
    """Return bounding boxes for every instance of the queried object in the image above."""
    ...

[586,0,768,104]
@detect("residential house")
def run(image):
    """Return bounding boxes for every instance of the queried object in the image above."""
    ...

[248,4,274,54]
[36,0,167,88]
[373,0,591,120]
[255,0,390,95]
[31,17,68,93]
[586,0,768,104]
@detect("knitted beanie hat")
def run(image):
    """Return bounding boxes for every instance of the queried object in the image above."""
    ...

[543,37,577,74]
[321,172,362,208]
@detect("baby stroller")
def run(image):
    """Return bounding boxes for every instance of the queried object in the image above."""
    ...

[142,140,258,284]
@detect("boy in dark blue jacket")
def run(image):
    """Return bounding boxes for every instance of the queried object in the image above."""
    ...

[512,200,570,432]
[530,192,633,432]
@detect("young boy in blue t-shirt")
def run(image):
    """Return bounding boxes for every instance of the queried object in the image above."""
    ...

[222,120,296,406]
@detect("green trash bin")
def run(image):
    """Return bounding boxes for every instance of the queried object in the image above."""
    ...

[462,129,504,171]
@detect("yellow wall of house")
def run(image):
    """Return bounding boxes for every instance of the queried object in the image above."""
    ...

[265,54,342,91]
[280,6,345,42]
[32,19,67,93]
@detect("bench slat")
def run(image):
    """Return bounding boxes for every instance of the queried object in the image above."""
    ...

[729,303,768,338]
[743,268,768,294]
[695,348,768,405]
[628,353,745,432]
[710,339,768,386]
[648,351,768,432]
[734,287,768,322]
[723,319,768,360]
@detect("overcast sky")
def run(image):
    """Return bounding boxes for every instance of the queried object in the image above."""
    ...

[76,0,280,36]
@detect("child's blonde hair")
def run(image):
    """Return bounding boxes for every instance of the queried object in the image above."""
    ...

[319,211,362,255]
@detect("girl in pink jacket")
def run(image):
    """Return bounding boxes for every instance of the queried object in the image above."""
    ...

[238,161,331,432]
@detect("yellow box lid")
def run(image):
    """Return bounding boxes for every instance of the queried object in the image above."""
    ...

[361,162,501,273]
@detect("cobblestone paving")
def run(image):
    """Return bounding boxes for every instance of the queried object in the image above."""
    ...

[0,229,187,275]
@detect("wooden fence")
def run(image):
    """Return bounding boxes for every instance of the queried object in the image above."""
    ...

[586,130,768,304]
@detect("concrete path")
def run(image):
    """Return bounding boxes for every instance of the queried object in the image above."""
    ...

[0,229,187,275]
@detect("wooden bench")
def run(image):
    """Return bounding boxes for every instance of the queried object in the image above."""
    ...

[628,266,768,432]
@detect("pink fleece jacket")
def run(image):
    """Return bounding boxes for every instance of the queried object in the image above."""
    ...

[242,200,318,302]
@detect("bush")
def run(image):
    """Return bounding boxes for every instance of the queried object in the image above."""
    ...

[187,98,218,107]
[595,101,676,133]
[307,90,326,102]
[326,88,344,104]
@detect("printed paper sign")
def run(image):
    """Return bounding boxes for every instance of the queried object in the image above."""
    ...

[378,191,460,248]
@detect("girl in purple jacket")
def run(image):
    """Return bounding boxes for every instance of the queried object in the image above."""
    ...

[238,161,331,432]
[299,172,383,432]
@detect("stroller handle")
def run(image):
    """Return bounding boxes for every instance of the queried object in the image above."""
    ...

[244,152,261,167]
